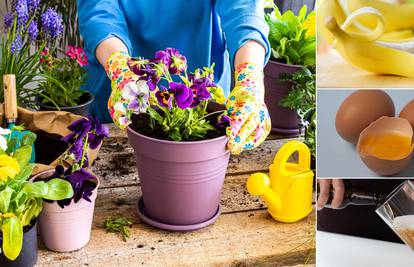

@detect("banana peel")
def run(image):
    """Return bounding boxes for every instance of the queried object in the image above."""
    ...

[325,16,414,77]
[318,0,414,78]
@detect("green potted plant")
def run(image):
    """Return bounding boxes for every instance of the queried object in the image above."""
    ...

[280,66,316,168]
[0,126,73,267]
[119,48,230,231]
[35,46,93,116]
[264,3,315,135]
[34,116,108,252]
[0,0,64,108]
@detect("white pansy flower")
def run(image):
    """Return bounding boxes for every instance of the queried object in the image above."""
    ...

[0,127,11,151]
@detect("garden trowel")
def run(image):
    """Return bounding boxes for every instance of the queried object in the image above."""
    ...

[3,74,36,162]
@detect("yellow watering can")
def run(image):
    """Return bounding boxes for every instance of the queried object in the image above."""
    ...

[247,141,314,223]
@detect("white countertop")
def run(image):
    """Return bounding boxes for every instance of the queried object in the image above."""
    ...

[317,231,414,267]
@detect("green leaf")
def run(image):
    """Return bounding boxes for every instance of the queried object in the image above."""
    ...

[0,186,13,213]
[20,198,42,227]
[21,132,37,147]
[14,164,34,181]
[13,145,32,168]
[22,181,48,198]
[1,216,23,260]
[44,178,74,201]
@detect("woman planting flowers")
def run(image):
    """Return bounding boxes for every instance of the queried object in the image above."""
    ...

[78,0,271,154]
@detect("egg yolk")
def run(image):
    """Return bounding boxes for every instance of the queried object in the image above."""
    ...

[359,133,413,160]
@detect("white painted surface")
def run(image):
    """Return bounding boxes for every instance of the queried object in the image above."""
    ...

[317,231,414,267]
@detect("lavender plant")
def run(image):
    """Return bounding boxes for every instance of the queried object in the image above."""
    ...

[0,0,63,107]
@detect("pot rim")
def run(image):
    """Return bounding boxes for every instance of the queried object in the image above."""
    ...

[127,125,229,146]
[37,91,95,110]
[267,58,304,68]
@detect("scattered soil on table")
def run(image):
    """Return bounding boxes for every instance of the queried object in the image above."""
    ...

[129,113,226,141]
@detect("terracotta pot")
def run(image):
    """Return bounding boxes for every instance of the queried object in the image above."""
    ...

[37,91,94,117]
[127,127,230,231]
[34,170,99,252]
[264,60,303,135]
[0,221,38,267]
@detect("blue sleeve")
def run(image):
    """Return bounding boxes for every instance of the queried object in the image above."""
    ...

[77,0,132,57]
[216,0,271,68]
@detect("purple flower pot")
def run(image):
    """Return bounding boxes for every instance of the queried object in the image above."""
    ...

[264,60,303,135]
[127,127,230,230]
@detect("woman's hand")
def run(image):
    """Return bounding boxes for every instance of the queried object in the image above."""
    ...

[226,62,271,154]
[105,51,147,129]
[317,179,345,210]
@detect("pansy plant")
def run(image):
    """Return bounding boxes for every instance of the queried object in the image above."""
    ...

[124,48,229,141]
[40,116,109,208]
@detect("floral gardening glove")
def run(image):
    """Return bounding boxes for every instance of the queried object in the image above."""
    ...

[226,62,271,155]
[105,51,149,129]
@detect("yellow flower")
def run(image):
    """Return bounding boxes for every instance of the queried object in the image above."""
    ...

[208,86,226,105]
[303,13,315,38]
[0,155,20,181]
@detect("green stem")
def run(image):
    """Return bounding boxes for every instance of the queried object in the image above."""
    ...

[79,134,89,170]
[198,110,224,121]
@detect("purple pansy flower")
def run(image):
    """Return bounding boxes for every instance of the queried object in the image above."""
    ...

[69,137,84,161]
[62,116,109,160]
[155,86,173,108]
[153,50,171,66]
[44,166,97,208]
[28,20,39,42]
[15,0,29,27]
[87,116,110,149]
[189,84,211,108]
[67,117,92,139]
[217,114,231,128]
[67,168,96,204]
[165,48,187,74]
[11,35,23,54]
[41,8,64,39]
[4,12,13,30]
[127,57,148,76]
[169,82,193,109]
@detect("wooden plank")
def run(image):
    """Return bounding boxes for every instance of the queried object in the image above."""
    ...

[92,174,267,227]
[95,126,302,189]
[317,48,414,88]
[37,209,315,267]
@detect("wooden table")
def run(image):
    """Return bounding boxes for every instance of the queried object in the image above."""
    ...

[36,125,315,267]
[317,49,414,88]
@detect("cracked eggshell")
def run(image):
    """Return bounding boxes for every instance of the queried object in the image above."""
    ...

[335,90,395,144]
[357,116,414,176]
[399,99,414,129]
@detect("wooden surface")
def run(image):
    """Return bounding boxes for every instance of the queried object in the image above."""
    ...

[317,49,414,88]
[36,125,315,267]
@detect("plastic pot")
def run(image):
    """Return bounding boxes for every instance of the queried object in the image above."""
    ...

[264,60,303,135]
[0,221,38,267]
[34,170,99,252]
[37,91,94,117]
[127,127,230,230]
